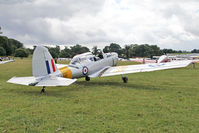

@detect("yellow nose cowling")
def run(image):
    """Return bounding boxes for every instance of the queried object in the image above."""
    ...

[59,66,72,79]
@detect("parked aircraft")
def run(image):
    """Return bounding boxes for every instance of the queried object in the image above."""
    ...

[0,60,14,64]
[130,55,169,64]
[7,46,192,93]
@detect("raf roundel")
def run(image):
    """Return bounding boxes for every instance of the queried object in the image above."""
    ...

[82,66,88,75]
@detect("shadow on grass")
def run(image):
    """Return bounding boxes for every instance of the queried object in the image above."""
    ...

[7,84,85,97]
[76,80,162,90]
[7,80,162,97]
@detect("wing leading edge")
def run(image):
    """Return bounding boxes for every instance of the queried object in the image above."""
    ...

[100,60,192,77]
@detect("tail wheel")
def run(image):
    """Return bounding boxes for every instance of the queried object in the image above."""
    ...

[122,76,128,83]
[41,86,46,93]
[85,76,90,81]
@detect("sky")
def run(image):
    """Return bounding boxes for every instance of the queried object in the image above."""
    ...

[0,0,199,50]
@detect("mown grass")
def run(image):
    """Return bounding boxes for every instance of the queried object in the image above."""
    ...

[0,59,199,132]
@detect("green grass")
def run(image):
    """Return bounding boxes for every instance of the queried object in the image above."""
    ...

[0,58,199,132]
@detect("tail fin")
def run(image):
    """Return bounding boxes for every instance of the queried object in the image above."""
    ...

[157,55,169,63]
[32,46,58,77]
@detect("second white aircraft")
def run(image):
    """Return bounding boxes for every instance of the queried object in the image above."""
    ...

[8,46,192,92]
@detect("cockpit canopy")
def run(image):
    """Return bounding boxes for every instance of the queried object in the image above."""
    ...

[70,50,117,65]
[70,52,95,65]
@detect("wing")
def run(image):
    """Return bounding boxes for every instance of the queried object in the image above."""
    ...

[100,60,192,77]
[7,76,77,86]
[89,66,110,78]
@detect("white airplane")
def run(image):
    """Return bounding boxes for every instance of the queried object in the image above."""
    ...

[130,55,169,64]
[0,60,14,64]
[7,46,192,93]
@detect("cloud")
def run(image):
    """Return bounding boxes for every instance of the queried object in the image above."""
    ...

[0,0,199,50]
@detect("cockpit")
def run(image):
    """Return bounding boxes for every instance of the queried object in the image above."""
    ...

[70,50,118,65]
[70,52,95,65]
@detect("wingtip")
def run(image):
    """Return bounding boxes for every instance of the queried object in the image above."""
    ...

[7,76,16,83]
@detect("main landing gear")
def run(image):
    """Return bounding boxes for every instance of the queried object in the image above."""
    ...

[121,75,128,83]
[85,76,90,81]
[41,86,46,93]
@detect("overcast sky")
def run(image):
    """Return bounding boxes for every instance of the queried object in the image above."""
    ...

[0,0,199,50]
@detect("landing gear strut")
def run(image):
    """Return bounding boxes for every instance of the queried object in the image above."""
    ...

[121,75,128,83]
[41,86,46,93]
[85,76,90,81]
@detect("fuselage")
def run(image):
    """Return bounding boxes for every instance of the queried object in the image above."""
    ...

[59,52,118,79]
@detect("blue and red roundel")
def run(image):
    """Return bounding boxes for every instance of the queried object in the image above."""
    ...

[82,66,88,75]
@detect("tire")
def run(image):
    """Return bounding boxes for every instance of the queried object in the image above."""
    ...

[122,76,128,83]
[85,76,90,81]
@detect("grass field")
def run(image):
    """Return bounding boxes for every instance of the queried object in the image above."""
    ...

[0,58,199,132]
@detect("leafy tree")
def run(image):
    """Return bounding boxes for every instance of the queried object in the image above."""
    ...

[0,36,23,56]
[191,49,199,53]
[150,45,163,57]
[0,47,6,56]
[48,48,58,58]
[26,48,34,54]
[14,48,29,58]
[8,39,23,48]
[128,44,138,57]
[8,39,23,54]
[103,46,110,53]
[124,45,131,59]
[161,48,184,54]
[59,47,71,58]
[133,44,147,57]
[0,36,11,55]
[55,45,60,55]
[109,43,122,56]
[46,45,60,58]
[129,44,161,58]
[70,44,90,57]
[103,43,122,57]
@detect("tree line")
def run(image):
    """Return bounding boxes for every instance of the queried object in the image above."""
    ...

[52,43,190,59]
[0,36,30,57]
[1,35,198,58]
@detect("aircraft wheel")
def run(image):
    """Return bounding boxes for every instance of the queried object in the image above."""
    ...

[122,76,128,83]
[41,86,46,93]
[85,76,90,81]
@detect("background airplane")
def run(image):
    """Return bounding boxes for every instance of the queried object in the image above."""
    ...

[7,46,192,93]
[129,55,169,64]
[0,60,14,64]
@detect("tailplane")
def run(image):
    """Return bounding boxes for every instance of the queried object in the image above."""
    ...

[7,46,77,87]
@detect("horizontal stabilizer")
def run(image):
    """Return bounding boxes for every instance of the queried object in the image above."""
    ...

[35,77,77,86]
[7,76,77,87]
[7,76,38,86]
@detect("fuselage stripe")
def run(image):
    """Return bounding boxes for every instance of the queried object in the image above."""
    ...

[59,66,72,79]
[51,59,56,72]
[45,60,51,74]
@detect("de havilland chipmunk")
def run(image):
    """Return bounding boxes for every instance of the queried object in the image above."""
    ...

[7,46,192,93]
